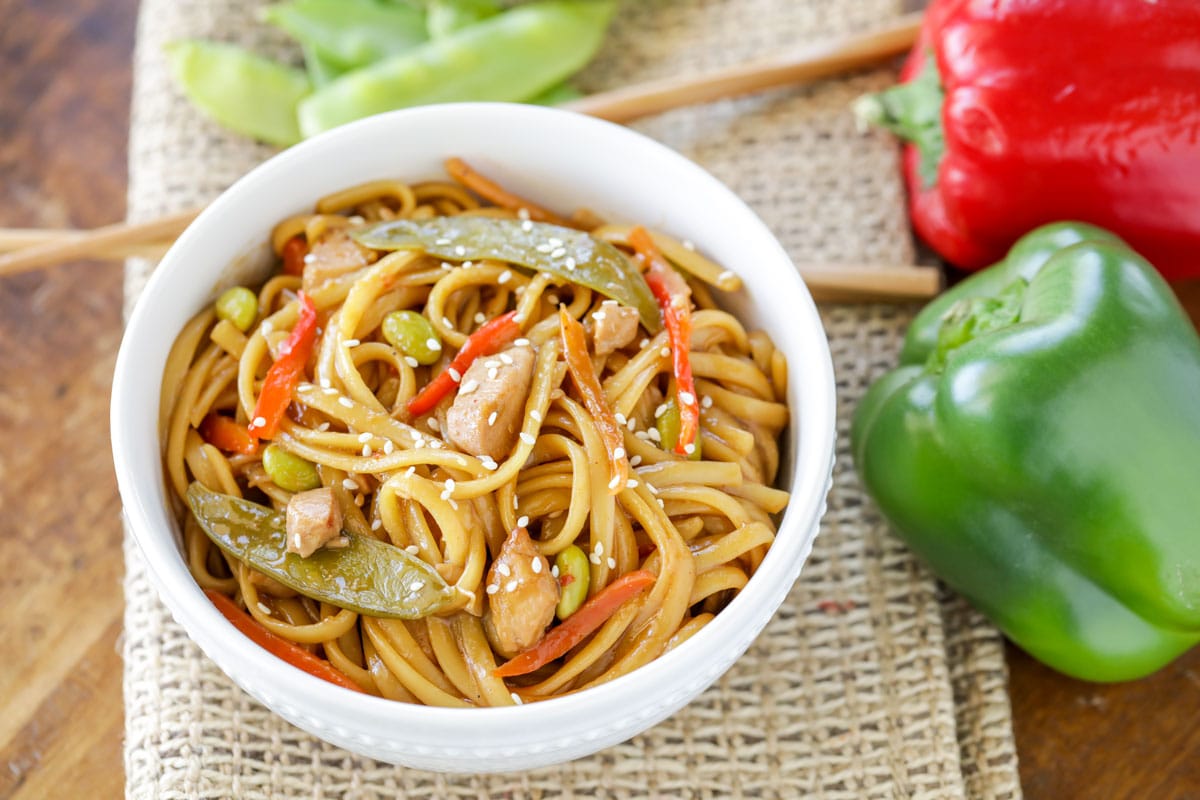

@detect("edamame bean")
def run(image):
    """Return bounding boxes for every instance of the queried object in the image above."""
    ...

[214,286,259,332]
[656,399,702,460]
[382,310,442,365]
[554,544,590,620]
[262,444,322,492]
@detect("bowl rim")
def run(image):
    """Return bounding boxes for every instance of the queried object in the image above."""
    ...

[111,102,836,736]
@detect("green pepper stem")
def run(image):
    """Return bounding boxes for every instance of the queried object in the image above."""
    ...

[854,51,945,188]
[929,279,1027,372]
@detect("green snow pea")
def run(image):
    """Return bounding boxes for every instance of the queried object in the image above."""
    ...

[262,0,428,70]
[350,215,661,332]
[298,0,616,137]
[165,40,310,147]
[425,0,502,39]
[186,482,457,618]
[528,82,583,106]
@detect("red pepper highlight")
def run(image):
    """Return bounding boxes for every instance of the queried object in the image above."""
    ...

[199,413,258,455]
[281,235,308,276]
[247,291,318,440]
[204,589,363,692]
[493,569,656,678]
[559,308,629,494]
[406,310,521,417]
[628,227,699,456]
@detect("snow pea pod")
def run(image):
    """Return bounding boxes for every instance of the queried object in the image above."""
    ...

[165,40,310,147]
[186,482,456,619]
[298,0,616,137]
[528,82,583,106]
[262,0,428,70]
[350,215,661,332]
[426,0,502,39]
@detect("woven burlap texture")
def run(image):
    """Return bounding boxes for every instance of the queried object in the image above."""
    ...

[122,1,1022,797]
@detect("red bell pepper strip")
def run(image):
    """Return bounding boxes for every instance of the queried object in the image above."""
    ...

[628,227,698,456]
[281,235,308,276]
[247,291,318,440]
[559,308,629,494]
[199,413,258,455]
[858,0,1200,280]
[406,310,521,417]
[493,569,656,678]
[204,589,363,692]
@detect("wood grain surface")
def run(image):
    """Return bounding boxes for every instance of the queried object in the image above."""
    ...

[1,2,1198,798]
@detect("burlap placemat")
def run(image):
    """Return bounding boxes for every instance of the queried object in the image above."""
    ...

[122,1,1022,797]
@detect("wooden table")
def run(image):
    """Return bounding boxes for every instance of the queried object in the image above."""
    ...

[2,3,1198,798]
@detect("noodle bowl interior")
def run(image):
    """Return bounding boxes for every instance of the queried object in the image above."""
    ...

[163,158,791,706]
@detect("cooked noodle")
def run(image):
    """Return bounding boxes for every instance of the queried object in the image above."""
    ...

[162,162,790,706]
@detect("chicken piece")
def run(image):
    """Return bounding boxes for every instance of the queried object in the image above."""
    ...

[484,527,559,659]
[285,487,344,558]
[445,344,536,460]
[591,302,640,355]
[301,229,377,292]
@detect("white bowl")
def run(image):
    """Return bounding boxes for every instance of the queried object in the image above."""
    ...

[111,103,836,772]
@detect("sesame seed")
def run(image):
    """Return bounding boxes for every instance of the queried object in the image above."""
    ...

[589,553,602,565]
[627,416,637,431]
[404,466,416,478]
[405,544,420,554]
[647,483,660,495]
[485,359,500,369]
[531,558,543,574]
[629,455,642,467]
[684,443,696,455]
[298,382,313,392]
[252,416,266,427]
[513,314,525,324]
[431,440,443,450]
[513,495,519,510]
[302,253,316,265]
[679,391,696,406]
[551,565,560,578]
[639,338,649,348]
[257,602,272,615]
[654,403,669,418]
[474,312,487,324]
[564,257,576,271]
[519,432,536,445]
[536,243,552,253]
[435,238,451,246]
[496,563,511,577]
[428,418,440,432]
[517,515,530,528]
[607,557,617,569]
[486,583,499,595]
[530,409,542,422]
[517,208,530,221]
[608,474,621,491]
[521,220,533,232]
[358,432,373,443]
[441,262,454,270]
[454,245,466,256]
[550,247,566,259]
[487,411,498,427]
[593,311,607,322]
[511,692,524,705]
[626,478,638,489]
[442,316,454,330]
[348,215,364,224]
[342,479,358,491]
[448,368,462,383]
[319,377,331,389]
[594,543,604,558]
[323,387,339,396]
[658,498,665,508]
[514,338,530,347]
[648,428,662,442]
[426,337,442,351]
[405,356,419,368]
[338,396,354,408]
[440,489,452,500]
[614,412,628,426]
[481,457,498,471]
[444,478,456,492]
[460,379,479,396]
[498,270,512,284]
[411,580,425,591]
[660,347,671,358]
[361,444,372,457]
[383,440,394,454]
[371,518,382,530]
[701,395,713,409]
[505,579,518,592]
[547,237,563,247]
[499,353,514,365]
[634,430,650,441]
[316,422,330,432]
[487,367,499,381]
[344,338,360,347]
[613,447,625,459]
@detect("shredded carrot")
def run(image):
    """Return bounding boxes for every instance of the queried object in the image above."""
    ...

[281,235,308,276]
[628,227,699,456]
[559,308,629,494]
[493,570,656,678]
[199,413,258,456]
[444,157,578,228]
[406,310,521,417]
[204,590,363,692]
[248,291,318,440]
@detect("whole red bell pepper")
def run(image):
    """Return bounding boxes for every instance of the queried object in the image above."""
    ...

[858,0,1200,280]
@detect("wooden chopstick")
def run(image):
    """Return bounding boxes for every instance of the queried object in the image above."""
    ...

[0,13,930,302]
[564,11,923,123]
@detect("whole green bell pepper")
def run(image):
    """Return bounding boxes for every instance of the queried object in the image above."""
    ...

[852,223,1200,682]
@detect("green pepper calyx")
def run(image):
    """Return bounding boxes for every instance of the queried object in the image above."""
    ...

[854,51,945,188]
[928,278,1026,372]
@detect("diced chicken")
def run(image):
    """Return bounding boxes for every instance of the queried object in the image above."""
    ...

[301,229,377,292]
[445,345,536,460]
[484,527,559,658]
[285,487,344,558]
[592,302,640,355]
